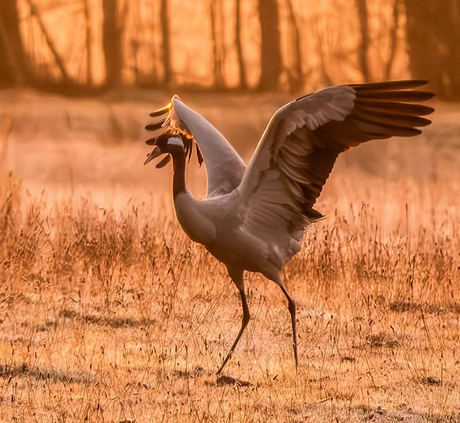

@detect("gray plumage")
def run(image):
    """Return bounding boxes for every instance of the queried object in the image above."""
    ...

[144,81,434,374]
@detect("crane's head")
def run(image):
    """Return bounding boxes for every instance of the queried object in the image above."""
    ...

[144,131,190,167]
[144,99,204,168]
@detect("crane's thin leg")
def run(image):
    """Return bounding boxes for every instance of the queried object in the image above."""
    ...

[217,268,249,374]
[278,282,298,370]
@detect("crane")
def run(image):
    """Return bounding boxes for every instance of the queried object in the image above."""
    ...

[143,80,434,374]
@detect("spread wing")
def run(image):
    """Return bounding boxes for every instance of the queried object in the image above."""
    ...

[145,96,246,198]
[236,80,434,269]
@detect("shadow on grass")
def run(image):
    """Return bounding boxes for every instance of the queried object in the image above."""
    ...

[352,405,459,423]
[0,363,95,384]
[290,403,459,423]
[389,301,460,315]
[59,309,156,329]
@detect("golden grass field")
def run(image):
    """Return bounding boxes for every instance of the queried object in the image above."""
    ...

[0,90,459,422]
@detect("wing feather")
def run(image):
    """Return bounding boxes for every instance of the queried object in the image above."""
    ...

[346,117,423,137]
[145,96,246,198]
[349,79,428,91]
[352,107,432,128]
[355,90,434,101]
[237,80,434,269]
[171,97,246,198]
[354,99,434,115]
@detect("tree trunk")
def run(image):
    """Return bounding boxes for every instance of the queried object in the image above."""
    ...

[384,0,400,80]
[355,0,371,82]
[257,0,281,91]
[312,17,333,86]
[234,0,247,89]
[130,0,141,85]
[160,0,172,87]
[0,0,29,86]
[286,0,303,92]
[83,0,93,85]
[102,0,123,87]
[404,0,460,99]
[27,0,71,83]
[218,0,227,79]
[210,0,224,88]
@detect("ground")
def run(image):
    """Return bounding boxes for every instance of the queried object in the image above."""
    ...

[0,89,459,422]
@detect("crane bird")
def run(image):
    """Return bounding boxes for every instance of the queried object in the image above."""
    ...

[143,80,434,374]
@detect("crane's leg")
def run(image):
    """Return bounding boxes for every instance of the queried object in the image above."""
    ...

[217,267,249,374]
[272,276,298,370]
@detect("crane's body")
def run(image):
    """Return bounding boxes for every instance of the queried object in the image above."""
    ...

[174,190,286,278]
[143,81,434,374]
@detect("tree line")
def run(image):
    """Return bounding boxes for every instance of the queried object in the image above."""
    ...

[0,0,458,98]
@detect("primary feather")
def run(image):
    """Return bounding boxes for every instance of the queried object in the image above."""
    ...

[235,80,433,268]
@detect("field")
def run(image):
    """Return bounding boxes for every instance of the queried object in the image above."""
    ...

[0,90,459,422]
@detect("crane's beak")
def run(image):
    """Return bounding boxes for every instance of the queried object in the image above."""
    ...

[144,146,162,166]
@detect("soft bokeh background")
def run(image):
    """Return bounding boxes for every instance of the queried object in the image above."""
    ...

[1,0,459,202]
[1,0,459,94]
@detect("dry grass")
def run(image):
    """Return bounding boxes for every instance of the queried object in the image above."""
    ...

[0,92,459,422]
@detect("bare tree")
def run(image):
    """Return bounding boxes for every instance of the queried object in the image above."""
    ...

[234,0,247,89]
[0,0,29,85]
[311,15,334,86]
[257,0,281,91]
[150,1,159,86]
[218,0,227,80]
[355,0,371,82]
[384,0,400,80]
[210,0,224,88]
[82,0,93,85]
[103,0,123,87]
[160,0,172,87]
[129,0,141,85]
[285,0,303,92]
[27,0,71,84]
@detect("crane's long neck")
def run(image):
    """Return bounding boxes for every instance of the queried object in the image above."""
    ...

[170,150,217,247]
[172,152,187,198]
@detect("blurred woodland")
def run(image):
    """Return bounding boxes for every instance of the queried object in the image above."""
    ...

[0,0,459,98]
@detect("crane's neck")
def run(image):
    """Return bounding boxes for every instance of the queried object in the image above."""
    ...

[172,152,187,198]
[169,149,217,247]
